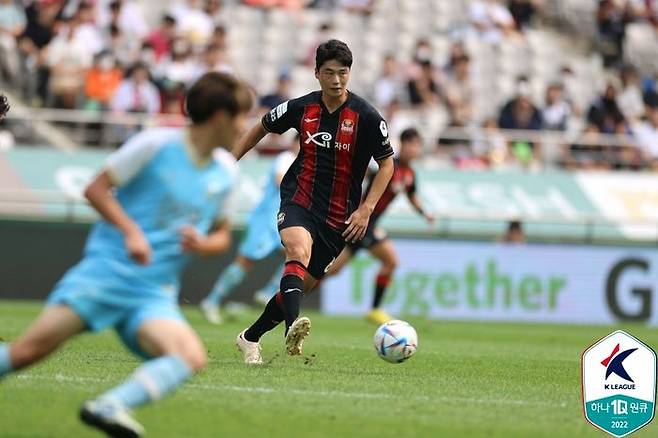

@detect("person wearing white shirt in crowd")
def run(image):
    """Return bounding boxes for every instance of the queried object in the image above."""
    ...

[632,96,658,160]
[159,37,198,86]
[111,62,161,114]
[170,0,214,46]
[192,43,233,82]
[469,0,518,44]
[542,83,572,131]
[97,0,148,40]
[617,64,645,122]
[47,17,94,108]
[0,0,26,84]
[373,55,403,111]
[74,2,105,56]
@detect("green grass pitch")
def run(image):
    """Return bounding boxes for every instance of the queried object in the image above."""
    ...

[1,299,657,437]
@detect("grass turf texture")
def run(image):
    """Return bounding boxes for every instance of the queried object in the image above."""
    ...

[1,299,657,438]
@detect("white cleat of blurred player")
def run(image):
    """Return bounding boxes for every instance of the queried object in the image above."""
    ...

[236,330,263,364]
[285,317,311,356]
[80,399,145,438]
[252,290,273,307]
[199,299,222,325]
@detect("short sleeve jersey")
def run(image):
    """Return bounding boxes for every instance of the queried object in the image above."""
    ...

[262,91,393,231]
[365,159,417,224]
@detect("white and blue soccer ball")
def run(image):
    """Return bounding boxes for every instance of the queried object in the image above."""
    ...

[373,320,418,363]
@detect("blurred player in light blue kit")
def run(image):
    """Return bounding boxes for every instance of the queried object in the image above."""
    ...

[0,73,252,438]
[200,137,298,324]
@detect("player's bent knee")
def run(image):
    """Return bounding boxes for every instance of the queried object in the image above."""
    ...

[180,347,207,373]
[285,243,311,265]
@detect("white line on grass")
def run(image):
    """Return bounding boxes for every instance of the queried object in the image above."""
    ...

[15,373,568,409]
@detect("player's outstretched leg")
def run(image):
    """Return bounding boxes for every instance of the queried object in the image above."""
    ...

[0,306,85,379]
[80,319,206,438]
[253,264,284,306]
[366,239,398,325]
[200,257,251,324]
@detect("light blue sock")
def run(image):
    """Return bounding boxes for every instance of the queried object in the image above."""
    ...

[99,355,191,409]
[205,263,247,306]
[263,265,284,299]
[0,343,13,378]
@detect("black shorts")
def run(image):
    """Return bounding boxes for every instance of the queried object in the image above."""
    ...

[277,201,346,279]
[346,221,388,253]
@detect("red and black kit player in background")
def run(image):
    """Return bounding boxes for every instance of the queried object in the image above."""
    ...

[0,94,9,122]
[325,127,435,325]
[232,39,395,364]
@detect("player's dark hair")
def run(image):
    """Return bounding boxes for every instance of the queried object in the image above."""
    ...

[185,72,253,124]
[315,39,353,71]
[400,127,420,144]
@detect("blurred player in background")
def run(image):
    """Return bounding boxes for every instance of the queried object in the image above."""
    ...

[0,93,8,122]
[325,127,434,324]
[199,137,299,324]
[0,73,251,438]
[231,39,395,364]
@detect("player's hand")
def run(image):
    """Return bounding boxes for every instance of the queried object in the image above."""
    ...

[343,206,371,242]
[125,228,151,265]
[179,225,203,253]
[425,212,435,226]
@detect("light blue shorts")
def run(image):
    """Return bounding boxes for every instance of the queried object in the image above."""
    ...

[47,258,186,359]
[238,217,282,261]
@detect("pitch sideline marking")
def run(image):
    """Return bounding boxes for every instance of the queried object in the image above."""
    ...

[14,373,567,408]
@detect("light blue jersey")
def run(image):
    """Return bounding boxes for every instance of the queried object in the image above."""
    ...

[239,151,295,260]
[48,128,238,357]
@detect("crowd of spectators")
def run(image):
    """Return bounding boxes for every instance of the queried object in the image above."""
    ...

[1,0,658,171]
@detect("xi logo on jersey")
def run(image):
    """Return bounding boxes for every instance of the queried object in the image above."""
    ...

[582,330,656,437]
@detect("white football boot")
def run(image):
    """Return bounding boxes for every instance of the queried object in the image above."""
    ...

[80,399,145,438]
[236,330,263,365]
[199,299,222,325]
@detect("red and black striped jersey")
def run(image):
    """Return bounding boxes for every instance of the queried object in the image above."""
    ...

[366,159,417,224]
[262,90,394,231]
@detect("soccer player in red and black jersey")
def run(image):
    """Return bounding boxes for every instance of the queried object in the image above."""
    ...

[232,39,395,364]
[325,127,434,325]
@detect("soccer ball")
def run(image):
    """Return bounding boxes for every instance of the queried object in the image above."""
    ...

[373,320,418,363]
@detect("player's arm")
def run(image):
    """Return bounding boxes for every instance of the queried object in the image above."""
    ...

[179,219,231,256]
[408,192,434,225]
[343,155,394,242]
[84,171,151,264]
[406,176,434,225]
[231,122,268,160]
[233,100,297,160]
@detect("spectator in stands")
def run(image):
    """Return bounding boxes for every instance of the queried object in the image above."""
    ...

[146,14,177,62]
[84,52,123,111]
[631,93,658,162]
[0,0,27,86]
[106,23,140,68]
[205,0,226,24]
[18,0,60,104]
[407,59,441,108]
[373,55,403,110]
[542,83,571,131]
[469,0,518,44]
[444,41,468,76]
[192,42,233,82]
[502,220,525,243]
[160,37,197,87]
[170,0,214,46]
[75,2,104,56]
[110,62,161,114]
[507,0,539,30]
[597,0,632,67]
[498,78,543,165]
[617,64,644,122]
[587,83,625,133]
[209,24,227,49]
[46,16,94,109]
[444,54,474,126]
[259,70,291,110]
[100,0,148,40]
[478,118,510,168]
